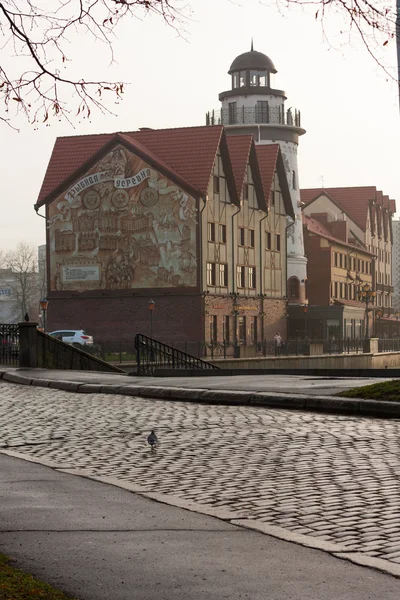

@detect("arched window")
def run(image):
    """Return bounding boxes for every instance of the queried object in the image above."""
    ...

[288,277,300,299]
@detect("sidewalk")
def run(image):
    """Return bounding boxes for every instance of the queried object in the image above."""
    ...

[1,367,400,418]
[1,452,399,600]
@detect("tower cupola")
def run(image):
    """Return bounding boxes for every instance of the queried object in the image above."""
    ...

[228,45,277,90]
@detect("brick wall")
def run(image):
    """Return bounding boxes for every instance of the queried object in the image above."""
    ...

[46,294,204,344]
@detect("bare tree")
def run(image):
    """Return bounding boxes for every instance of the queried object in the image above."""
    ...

[0,0,184,127]
[278,0,398,80]
[0,242,40,322]
[1,0,398,130]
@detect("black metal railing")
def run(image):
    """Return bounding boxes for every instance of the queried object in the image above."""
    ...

[0,324,19,366]
[135,334,220,375]
[206,106,301,128]
[378,338,400,353]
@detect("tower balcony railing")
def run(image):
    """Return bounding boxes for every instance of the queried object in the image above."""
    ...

[206,106,301,128]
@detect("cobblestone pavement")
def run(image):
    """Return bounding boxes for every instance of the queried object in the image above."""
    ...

[2,381,400,569]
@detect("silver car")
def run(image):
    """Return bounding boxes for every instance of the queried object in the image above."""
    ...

[48,329,94,348]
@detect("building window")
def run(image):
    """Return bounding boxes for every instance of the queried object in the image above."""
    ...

[213,175,220,194]
[339,254,343,268]
[288,277,299,299]
[207,262,216,286]
[222,315,230,342]
[239,71,246,87]
[292,170,296,190]
[362,260,365,273]
[209,315,218,343]
[243,183,249,201]
[238,316,246,343]
[270,191,275,207]
[333,281,338,298]
[237,265,245,288]
[220,223,227,244]
[219,263,228,287]
[249,229,255,248]
[228,102,237,124]
[266,232,272,250]
[249,266,256,289]
[239,227,245,246]
[276,234,281,252]
[208,222,216,242]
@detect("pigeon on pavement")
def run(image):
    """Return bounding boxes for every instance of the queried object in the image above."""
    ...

[147,430,158,451]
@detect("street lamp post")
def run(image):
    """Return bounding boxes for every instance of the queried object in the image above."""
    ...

[376,309,383,339]
[148,299,155,340]
[358,283,376,341]
[39,297,48,333]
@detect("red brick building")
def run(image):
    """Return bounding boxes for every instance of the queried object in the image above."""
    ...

[292,187,397,340]
[35,125,294,352]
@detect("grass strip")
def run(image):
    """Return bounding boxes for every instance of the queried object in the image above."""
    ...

[337,379,400,401]
[0,553,78,599]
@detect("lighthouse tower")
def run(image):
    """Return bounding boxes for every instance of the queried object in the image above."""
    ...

[210,45,307,304]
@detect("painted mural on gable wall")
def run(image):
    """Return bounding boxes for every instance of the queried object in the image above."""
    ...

[48,146,198,291]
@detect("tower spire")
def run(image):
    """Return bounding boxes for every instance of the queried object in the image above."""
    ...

[251,38,254,51]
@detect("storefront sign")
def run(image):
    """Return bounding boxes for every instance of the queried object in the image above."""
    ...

[62,265,100,282]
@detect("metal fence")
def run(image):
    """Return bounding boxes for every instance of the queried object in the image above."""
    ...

[135,334,220,375]
[378,338,400,353]
[0,324,19,366]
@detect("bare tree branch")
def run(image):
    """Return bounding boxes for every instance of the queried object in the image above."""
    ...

[0,0,186,127]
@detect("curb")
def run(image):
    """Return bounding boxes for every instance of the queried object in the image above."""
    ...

[3,454,399,581]
[1,369,400,418]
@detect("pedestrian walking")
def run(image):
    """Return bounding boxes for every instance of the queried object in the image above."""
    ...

[274,332,282,356]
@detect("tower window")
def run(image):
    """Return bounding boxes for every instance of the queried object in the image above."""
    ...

[232,73,239,88]
[239,71,246,87]
[292,170,297,190]
[250,71,258,86]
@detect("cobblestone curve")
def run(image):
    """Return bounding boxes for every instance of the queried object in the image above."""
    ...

[2,381,400,566]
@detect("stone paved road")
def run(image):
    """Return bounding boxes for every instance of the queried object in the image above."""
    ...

[2,381,400,571]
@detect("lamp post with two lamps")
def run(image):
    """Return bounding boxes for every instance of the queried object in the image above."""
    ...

[358,283,376,343]
[39,298,48,333]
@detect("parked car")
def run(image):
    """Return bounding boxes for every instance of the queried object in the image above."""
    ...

[48,329,94,348]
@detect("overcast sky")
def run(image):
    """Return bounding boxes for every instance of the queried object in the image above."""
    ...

[2,0,399,252]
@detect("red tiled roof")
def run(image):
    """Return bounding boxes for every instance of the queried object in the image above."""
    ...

[255,144,280,200]
[37,133,114,205]
[37,125,224,205]
[132,126,223,196]
[226,135,253,197]
[301,187,378,231]
[389,199,396,213]
[303,214,373,254]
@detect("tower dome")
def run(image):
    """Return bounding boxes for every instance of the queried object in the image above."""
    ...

[229,50,277,74]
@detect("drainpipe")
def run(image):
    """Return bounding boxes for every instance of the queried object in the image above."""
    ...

[259,210,269,345]
[200,195,208,344]
[232,203,241,353]
[285,216,295,297]
[231,203,241,294]
[285,216,295,340]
